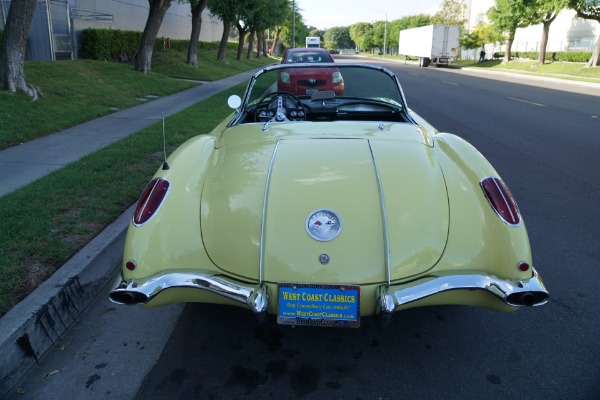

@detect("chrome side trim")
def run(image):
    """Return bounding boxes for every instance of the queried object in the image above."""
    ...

[368,140,391,286]
[378,268,549,313]
[259,140,280,284]
[109,271,268,313]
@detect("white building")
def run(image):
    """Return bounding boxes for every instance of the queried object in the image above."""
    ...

[462,0,599,58]
[0,0,223,60]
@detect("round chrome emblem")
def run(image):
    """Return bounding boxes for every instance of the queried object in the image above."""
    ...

[306,209,342,242]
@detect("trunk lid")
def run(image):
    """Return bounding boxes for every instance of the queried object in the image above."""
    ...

[201,127,448,283]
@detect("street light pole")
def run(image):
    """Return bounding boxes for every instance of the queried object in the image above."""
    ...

[377,10,387,58]
[383,12,387,57]
[292,0,296,48]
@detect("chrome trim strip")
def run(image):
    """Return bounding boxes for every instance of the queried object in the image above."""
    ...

[378,268,549,313]
[260,140,281,284]
[109,271,268,313]
[368,140,391,286]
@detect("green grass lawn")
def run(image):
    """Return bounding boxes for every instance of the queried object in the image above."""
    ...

[0,49,275,150]
[0,49,275,317]
[366,53,600,82]
[452,59,600,82]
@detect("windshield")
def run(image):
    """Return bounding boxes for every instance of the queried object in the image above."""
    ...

[245,64,405,107]
[230,63,411,126]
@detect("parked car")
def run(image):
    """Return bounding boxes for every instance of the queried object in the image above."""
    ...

[109,63,549,328]
[279,47,343,96]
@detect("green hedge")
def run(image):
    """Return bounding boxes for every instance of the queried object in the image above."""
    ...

[81,28,238,62]
[553,51,593,62]
[493,50,592,62]
[81,29,141,61]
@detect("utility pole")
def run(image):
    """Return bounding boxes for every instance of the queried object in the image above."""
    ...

[383,12,387,57]
[292,0,296,48]
[377,10,387,57]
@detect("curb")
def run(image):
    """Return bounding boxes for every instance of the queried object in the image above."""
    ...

[0,204,134,396]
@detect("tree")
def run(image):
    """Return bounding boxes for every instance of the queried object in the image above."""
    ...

[207,0,237,63]
[247,0,289,59]
[431,0,468,25]
[135,0,173,74]
[236,20,249,60]
[0,0,40,99]
[531,0,569,65]
[323,26,354,50]
[488,0,536,63]
[185,0,209,67]
[371,20,387,51]
[349,22,374,52]
[280,9,308,48]
[271,6,295,56]
[569,0,600,67]
[461,22,503,51]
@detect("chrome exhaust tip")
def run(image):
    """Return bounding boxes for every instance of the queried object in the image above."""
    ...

[109,290,149,305]
[506,291,548,307]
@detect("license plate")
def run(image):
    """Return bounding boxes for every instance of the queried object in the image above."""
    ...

[277,283,360,328]
[305,88,318,96]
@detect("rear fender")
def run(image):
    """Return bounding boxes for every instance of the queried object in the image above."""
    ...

[432,133,533,281]
[122,135,218,281]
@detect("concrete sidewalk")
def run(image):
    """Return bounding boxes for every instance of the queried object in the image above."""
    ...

[0,70,255,197]
[0,69,256,396]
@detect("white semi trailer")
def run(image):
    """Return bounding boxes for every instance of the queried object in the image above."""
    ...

[398,25,460,67]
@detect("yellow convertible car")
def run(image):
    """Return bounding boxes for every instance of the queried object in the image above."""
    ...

[109,63,549,328]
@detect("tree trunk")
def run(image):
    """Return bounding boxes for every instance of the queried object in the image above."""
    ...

[236,22,247,61]
[135,0,172,74]
[0,0,40,99]
[247,30,255,60]
[256,31,263,59]
[536,15,557,66]
[585,36,600,68]
[270,27,282,56]
[187,0,208,67]
[262,34,268,57]
[503,29,516,64]
[217,19,231,63]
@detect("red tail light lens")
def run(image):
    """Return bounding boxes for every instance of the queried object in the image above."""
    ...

[480,177,521,226]
[133,178,170,226]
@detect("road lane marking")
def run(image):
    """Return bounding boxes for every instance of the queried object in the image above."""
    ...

[443,81,459,85]
[508,97,546,107]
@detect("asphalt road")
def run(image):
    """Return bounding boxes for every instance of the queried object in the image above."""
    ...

[8,57,600,400]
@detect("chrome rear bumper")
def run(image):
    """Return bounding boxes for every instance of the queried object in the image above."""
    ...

[109,268,548,316]
[378,268,549,313]
[109,271,268,313]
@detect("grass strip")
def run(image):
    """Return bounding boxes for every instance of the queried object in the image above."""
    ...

[0,49,275,150]
[0,82,248,317]
[365,53,600,81]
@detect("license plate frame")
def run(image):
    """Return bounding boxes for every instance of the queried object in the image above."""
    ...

[277,283,360,328]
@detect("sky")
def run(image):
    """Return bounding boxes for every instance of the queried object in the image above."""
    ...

[296,0,444,30]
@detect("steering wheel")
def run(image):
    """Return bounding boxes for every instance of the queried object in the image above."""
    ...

[255,92,306,122]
